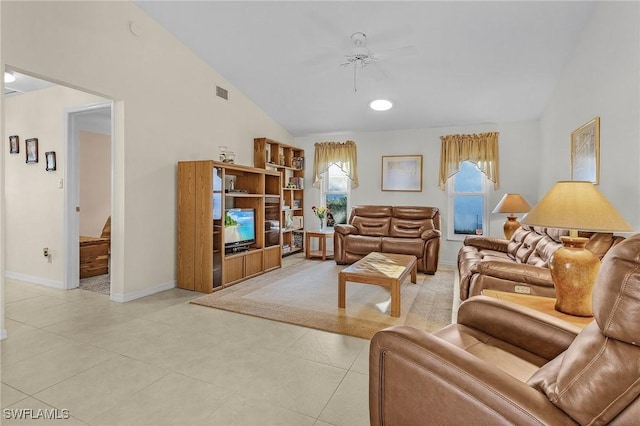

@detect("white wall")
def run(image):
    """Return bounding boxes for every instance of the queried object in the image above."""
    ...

[0,1,293,302]
[539,1,640,230]
[4,86,107,287]
[296,121,541,265]
[79,130,111,237]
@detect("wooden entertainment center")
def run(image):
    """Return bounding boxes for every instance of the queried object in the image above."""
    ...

[177,160,282,293]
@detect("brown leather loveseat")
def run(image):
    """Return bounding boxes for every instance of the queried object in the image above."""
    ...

[458,225,622,300]
[370,233,640,425]
[333,205,440,274]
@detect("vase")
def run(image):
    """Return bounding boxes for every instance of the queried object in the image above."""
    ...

[319,217,325,231]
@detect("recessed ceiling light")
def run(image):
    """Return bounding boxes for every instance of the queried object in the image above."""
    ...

[4,71,16,83]
[370,99,393,111]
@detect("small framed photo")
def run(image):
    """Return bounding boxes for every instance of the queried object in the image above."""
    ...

[9,135,19,154]
[25,138,39,164]
[381,155,423,191]
[571,117,600,184]
[45,151,56,171]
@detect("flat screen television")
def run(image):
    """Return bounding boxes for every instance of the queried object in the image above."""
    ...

[224,208,256,252]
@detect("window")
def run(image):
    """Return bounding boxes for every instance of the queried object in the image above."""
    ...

[447,161,490,240]
[321,163,350,226]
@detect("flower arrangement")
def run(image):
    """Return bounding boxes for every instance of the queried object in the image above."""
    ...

[311,205,329,220]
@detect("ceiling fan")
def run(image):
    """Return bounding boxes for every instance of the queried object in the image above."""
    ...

[340,32,415,92]
[341,32,380,92]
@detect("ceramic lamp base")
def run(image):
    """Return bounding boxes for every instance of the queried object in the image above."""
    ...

[503,216,520,240]
[549,236,600,317]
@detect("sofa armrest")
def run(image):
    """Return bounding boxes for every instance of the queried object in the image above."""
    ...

[457,296,581,360]
[463,235,509,252]
[370,326,577,426]
[333,224,358,236]
[472,261,554,287]
[420,228,441,240]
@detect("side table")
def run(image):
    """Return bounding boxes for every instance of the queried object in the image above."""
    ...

[482,290,593,328]
[305,230,334,260]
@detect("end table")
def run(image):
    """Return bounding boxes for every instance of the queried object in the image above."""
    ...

[305,230,334,260]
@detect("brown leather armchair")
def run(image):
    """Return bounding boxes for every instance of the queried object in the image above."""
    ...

[370,233,640,425]
[334,205,441,274]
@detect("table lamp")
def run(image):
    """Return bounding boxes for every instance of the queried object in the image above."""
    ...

[521,181,632,316]
[492,193,532,240]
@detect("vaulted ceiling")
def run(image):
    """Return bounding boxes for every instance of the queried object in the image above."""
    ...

[143,2,593,136]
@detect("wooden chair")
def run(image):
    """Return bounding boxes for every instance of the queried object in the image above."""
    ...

[79,217,110,278]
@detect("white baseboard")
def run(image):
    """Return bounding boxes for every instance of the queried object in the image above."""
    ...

[110,281,176,303]
[4,271,64,289]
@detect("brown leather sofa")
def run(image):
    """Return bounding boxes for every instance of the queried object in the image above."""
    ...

[333,205,441,274]
[370,234,640,425]
[457,225,623,300]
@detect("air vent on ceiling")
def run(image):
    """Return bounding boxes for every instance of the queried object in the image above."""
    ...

[216,85,228,100]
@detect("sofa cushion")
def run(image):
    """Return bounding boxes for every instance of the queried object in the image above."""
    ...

[351,216,391,237]
[381,237,424,258]
[389,218,431,238]
[344,235,382,255]
[506,227,530,259]
[514,232,544,263]
[526,237,562,267]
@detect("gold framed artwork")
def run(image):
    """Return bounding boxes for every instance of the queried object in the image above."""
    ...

[381,155,423,192]
[571,117,600,184]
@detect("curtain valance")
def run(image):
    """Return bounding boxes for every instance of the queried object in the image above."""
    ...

[313,140,359,188]
[438,132,500,190]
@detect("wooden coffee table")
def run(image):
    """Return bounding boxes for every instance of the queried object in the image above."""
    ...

[338,252,417,317]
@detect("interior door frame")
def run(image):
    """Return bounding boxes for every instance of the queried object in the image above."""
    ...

[63,101,113,290]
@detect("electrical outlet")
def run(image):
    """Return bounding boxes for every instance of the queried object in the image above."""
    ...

[43,247,49,257]
[514,285,531,294]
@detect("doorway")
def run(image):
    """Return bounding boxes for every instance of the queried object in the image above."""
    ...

[65,103,113,293]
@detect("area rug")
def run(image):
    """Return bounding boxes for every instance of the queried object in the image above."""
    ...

[191,259,455,340]
[79,273,110,295]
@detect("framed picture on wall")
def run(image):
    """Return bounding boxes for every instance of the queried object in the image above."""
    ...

[45,151,56,171]
[9,135,19,154]
[381,155,423,191]
[25,138,39,164]
[571,117,600,184]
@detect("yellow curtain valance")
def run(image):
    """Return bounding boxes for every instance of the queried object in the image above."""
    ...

[438,132,500,190]
[313,140,359,188]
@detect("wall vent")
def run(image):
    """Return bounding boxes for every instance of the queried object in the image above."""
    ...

[216,86,228,100]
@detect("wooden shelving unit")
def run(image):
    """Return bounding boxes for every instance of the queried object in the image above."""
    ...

[254,138,305,256]
[177,160,281,293]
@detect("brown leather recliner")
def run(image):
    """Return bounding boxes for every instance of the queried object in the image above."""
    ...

[370,233,640,425]
[334,205,441,274]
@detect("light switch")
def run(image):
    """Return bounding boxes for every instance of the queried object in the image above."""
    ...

[58,178,64,189]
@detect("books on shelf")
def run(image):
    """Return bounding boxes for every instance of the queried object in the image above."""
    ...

[288,177,304,189]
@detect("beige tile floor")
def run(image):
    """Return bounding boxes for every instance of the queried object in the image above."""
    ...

[1,274,370,425]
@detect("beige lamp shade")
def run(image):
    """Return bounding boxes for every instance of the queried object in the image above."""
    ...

[521,181,632,233]
[492,193,532,214]
[521,181,632,317]
[492,193,532,240]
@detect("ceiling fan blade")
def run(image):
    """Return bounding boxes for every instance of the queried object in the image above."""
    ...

[377,45,418,60]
